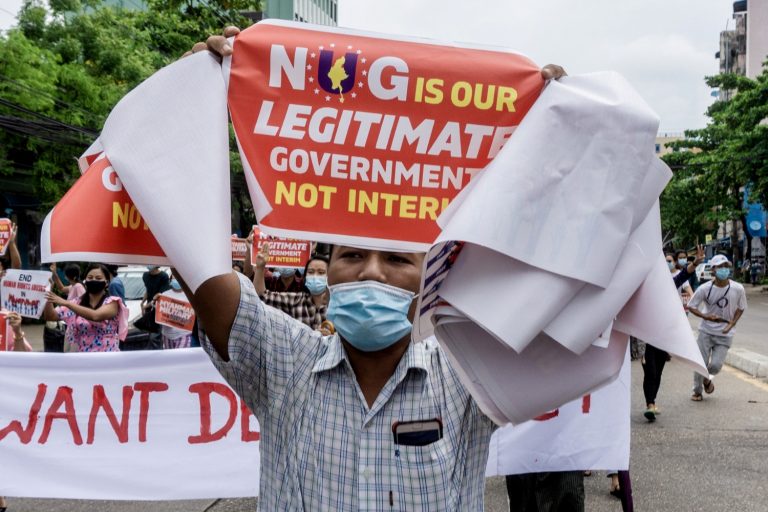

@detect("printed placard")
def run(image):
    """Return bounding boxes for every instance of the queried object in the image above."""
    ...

[155,293,196,332]
[231,237,248,262]
[0,218,11,257]
[41,157,169,265]
[228,20,544,250]
[251,226,312,269]
[0,269,52,319]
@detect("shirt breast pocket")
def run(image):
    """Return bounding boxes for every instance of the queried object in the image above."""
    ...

[393,439,457,510]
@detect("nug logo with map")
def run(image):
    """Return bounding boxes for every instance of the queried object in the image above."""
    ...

[313,44,360,103]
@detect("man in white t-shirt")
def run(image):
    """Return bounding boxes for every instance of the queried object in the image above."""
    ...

[686,254,747,401]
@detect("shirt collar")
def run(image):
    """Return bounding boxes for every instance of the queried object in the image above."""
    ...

[311,334,430,375]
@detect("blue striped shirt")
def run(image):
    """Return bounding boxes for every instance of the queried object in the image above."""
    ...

[201,273,496,510]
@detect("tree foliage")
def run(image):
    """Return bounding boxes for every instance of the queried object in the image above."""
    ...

[0,0,258,227]
[660,64,768,259]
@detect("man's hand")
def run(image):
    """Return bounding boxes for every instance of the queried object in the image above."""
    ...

[255,242,270,269]
[183,26,241,59]
[541,64,567,81]
[9,222,17,244]
[722,322,735,334]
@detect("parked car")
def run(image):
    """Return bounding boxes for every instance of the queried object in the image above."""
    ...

[696,263,713,283]
[117,266,171,350]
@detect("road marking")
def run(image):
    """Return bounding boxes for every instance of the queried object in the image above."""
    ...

[722,365,768,392]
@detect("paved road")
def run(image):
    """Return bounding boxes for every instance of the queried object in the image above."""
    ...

[6,357,767,511]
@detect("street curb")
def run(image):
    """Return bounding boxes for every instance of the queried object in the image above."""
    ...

[726,347,768,378]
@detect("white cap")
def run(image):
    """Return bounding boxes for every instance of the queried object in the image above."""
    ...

[709,254,730,267]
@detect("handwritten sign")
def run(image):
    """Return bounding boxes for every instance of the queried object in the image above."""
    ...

[0,269,52,319]
[0,349,259,499]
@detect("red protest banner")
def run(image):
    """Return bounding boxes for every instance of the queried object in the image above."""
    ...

[0,312,8,351]
[231,237,248,262]
[228,20,544,250]
[251,226,312,269]
[0,218,11,257]
[41,157,169,265]
[155,294,196,332]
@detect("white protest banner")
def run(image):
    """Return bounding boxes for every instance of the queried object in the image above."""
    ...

[0,349,260,500]
[485,355,630,476]
[0,269,52,319]
[0,218,11,257]
[155,291,196,332]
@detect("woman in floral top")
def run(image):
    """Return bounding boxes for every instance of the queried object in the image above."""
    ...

[43,263,127,352]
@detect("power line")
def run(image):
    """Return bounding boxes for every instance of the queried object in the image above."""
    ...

[0,97,98,136]
[0,74,101,122]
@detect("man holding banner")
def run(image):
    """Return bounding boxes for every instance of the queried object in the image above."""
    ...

[171,32,570,510]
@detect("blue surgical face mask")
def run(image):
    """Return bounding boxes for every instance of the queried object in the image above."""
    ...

[715,268,731,280]
[305,275,327,295]
[667,260,676,270]
[271,269,281,278]
[678,258,688,267]
[326,281,416,352]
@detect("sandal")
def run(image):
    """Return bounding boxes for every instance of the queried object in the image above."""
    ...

[691,393,703,401]
[703,378,715,394]
[644,407,656,422]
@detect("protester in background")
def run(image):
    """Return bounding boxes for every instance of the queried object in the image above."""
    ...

[142,265,170,349]
[43,263,128,352]
[253,242,329,331]
[159,278,194,349]
[674,251,694,307]
[750,260,762,286]
[106,264,126,302]
[50,263,86,302]
[687,254,747,401]
[0,222,21,285]
[265,265,304,292]
[0,309,31,512]
[505,471,585,511]
[3,311,33,352]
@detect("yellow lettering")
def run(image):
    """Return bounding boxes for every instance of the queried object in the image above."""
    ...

[399,195,418,219]
[275,180,296,206]
[425,78,444,105]
[419,196,440,220]
[358,190,378,215]
[496,86,517,112]
[380,193,398,217]
[297,183,317,208]
[112,202,129,228]
[450,81,472,107]
[318,185,336,210]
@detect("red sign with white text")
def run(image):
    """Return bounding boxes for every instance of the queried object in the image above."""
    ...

[251,226,311,268]
[41,157,169,265]
[228,20,544,250]
[231,237,248,262]
[0,218,11,257]
[155,294,196,332]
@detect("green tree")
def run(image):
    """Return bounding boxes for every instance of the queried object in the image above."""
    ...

[0,0,258,230]
[660,63,768,264]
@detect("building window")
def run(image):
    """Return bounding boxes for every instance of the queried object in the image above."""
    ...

[655,143,660,153]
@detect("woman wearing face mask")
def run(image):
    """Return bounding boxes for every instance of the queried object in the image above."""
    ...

[253,243,330,332]
[43,263,128,352]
